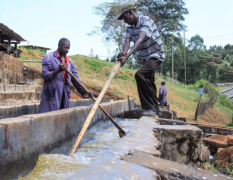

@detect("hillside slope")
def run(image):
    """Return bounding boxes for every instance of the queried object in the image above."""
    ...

[22,52,232,126]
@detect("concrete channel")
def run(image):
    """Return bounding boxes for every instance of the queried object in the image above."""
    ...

[0,99,135,180]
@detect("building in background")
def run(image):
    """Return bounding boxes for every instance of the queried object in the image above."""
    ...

[0,23,26,57]
[19,45,51,54]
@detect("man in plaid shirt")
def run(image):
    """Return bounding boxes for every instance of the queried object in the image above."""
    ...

[117,2,165,116]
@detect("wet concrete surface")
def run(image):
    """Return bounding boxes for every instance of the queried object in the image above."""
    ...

[67,116,160,180]
[67,117,226,180]
[122,150,228,180]
[18,119,138,180]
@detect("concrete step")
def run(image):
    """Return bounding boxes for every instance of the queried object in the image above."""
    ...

[0,91,41,101]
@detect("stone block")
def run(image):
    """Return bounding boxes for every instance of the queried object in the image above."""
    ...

[15,85,26,91]
[0,91,35,101]
[156,118,189,125]
[217,148,225,153]
[5,85,16,92]
[159,110,173,119]
[154,125,204,167]
[0,84,4,91]
[228,138,233,145]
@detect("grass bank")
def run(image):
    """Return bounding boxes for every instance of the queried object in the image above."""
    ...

[23,53,232,126]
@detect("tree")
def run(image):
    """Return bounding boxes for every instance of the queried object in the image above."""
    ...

[188,35,205,51]
[89,0,134,51]
[138,0,189,33]
[90,0,188,60]
[95,54,99,59]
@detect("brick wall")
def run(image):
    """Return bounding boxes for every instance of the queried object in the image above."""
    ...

[0,52,23,84]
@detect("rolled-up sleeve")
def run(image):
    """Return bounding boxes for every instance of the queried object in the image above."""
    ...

[41,55,54,81]
[70,62,86,96]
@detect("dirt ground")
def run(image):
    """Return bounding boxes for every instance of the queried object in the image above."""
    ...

[199,108,231,126]
[70,92,83,100]
[213,146,233,175]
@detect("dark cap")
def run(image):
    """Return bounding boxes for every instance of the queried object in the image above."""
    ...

[161,81,166,85]
[117,2,137,20]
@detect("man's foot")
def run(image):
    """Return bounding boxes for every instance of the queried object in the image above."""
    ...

[153,108,161,116]
[141,109,156,116]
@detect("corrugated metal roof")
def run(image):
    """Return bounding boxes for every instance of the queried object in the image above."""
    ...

[0,23,26,41]
[19,45,51,50]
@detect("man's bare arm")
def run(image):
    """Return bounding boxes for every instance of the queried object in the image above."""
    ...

[118,36,131,58]
[122,36,131,53]
[118,31,146,66]
[127,31,146,58]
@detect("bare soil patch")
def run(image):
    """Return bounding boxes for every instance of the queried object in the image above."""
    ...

[199,108,230,126]
[213,146,233,175]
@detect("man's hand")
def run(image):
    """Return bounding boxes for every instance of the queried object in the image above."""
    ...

[117,55,128,67]
[117,52,127,59]
[59,64,67,72]
[88,91,94,98]
[83,91,94,99]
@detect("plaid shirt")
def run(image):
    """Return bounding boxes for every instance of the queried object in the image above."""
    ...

[126,15,165,63]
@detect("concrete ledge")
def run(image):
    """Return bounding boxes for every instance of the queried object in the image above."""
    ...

[156,118,189,125]
[68,116,221,180]
[191,123,233,135]
[0,99,134,168]
[122,150,227,180]
[0,91,36,101]
[0,99,116,119]
[154,124,205,167]
[0,84,29,92]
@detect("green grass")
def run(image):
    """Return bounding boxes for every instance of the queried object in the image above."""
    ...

[22,52,233,125]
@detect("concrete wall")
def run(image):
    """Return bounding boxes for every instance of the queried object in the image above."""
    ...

[0,99,134,168]
[0,98,118,119]
[0,84,29,92]
[0,91,36,101]
[0,52,23,84]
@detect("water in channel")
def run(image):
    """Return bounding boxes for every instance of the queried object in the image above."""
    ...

[18,118,137,180]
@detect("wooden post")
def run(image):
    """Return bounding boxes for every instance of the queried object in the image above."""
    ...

[172,34,174,81]
[8,38,11,55]
[68,62,122,156]
[127,95,131,110]
[160,32,164,75]
[184,32,187,85]
[195,94,203,121]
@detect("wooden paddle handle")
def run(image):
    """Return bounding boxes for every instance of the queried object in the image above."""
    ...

[68,62,121,156]
[66,68,126,136]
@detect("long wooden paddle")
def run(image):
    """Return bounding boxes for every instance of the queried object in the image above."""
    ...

[68,61,122,156]
[66,67,126,137]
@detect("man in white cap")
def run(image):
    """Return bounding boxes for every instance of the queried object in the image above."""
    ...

[117,2,165,116]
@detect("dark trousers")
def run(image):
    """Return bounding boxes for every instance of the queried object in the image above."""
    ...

[135,58,162,109]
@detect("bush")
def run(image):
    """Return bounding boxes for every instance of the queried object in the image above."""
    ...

[218,94,233,109]
[194,79,209,89]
